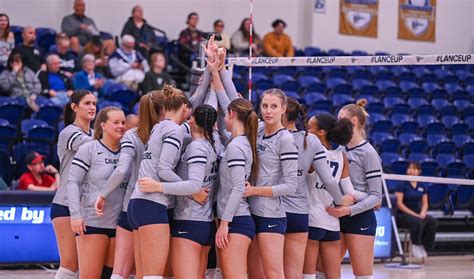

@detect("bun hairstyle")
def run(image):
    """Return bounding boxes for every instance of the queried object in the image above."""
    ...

[161,84,188,112]
[286,97,309,149]
[193,104,218,151]
[137,91,164,144]
[227,98,259,180]
[315,113,353,146]
[64,89,95,126]
[341,98,370,138]
[93,106,123,140]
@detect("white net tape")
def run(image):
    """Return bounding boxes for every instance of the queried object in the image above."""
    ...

[228,54,474,67]
[383,174,474,186]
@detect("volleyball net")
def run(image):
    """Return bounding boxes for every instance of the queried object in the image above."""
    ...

[225,53,474,260]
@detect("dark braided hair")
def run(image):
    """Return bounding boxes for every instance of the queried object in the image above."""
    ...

[193,104,218,151]
[286,97,309,149]
[315,113,353,146]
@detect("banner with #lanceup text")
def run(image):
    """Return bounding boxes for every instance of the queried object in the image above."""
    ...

[339,0,379,38]
[398,0,436,42]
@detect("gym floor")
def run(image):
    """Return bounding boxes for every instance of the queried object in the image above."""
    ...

[1,255,473,279]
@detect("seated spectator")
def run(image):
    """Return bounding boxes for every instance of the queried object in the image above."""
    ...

[80,35,110,77]
[396,162,438,259]
[125,114,138,131]
[213,19,230,51]
[12,26,45,73]
[0,13,15,67]
[18,152,59,191]
[262,19,294,57]
[231,17,262,56]
[38,54,74,107]
[109,35,149,91]
[121,5,158,59]
[50,33,78,77]
[140,52,173,94]
[0,52,41,111]
[73,54,104,95]
[61,0,115,55]
[178,12,204,68]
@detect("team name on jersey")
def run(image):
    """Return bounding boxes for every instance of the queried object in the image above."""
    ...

[142,152,152,160]
[257,143,267,152]
[297,169,304,176]
[105,158,119,164]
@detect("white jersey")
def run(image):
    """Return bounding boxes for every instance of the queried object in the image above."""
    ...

[308,146,344,231]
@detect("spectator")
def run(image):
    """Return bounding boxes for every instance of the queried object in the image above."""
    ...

[50,33,78,77]
[80,35,110,77]
[213,19,230,50]
[109,35,149,91]
[38,54,74,107]
[140,52,173,94]
[0,13,15,67]
[12,26,45,73]
[231,17,262,56]
[73,54,104,95]
[61,0,115,55]
[396,162,438,259]
[262,19,294,57]
[18,152,59,191]
[178,12,204,68]
[121,5,158,59]
[0,52,41,111]
[125,114,138,131]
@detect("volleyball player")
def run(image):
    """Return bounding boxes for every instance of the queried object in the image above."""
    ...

[128,85,189,279]
[327,99,383,279]
[137,104,219,279]
[67,106,127,279]
[245,88,298,279]
[94,92,164,279]
[303,113,366,279]
[51,89,96,279]
[283,98,352,279]
[214,98,259,279]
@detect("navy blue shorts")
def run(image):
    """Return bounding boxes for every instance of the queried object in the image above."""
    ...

[308,227,340,242]
[252,214,287,235]
[171,220,215,246]
[228,215,256,240]
[50,203,70,220]
[117,211,132,232]
[286,212,309,233]
[168,208,175,228]
[76,226,116,238]
[128,199,169,230]
[339,209,377,236]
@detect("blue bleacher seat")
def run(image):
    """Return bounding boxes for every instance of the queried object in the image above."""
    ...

[331,94,354,107]
[431,98,450,111]
[452,123,471,147]
[0,151,12,186]
[251,73,269,83]
[281,81,299,92]
[442,115,460,129]
[375,80,397,92]
[306,82,326,93]
[434,141,456,155]
[332,84,353,96]
[36,105,63,127]
[285,91,300,101]
[426,122,446,136]
[0,123,16,152]
[367,113,386,126]
[455,186,474,210]
[391,159,409,174]
[326,77,346,89]
[35,27,56,52]
[375,71,394,80]
[446,161,466,178]
[353,70,371,80]
[351,78,372,90]
[444,83,462,94]
[21,119,48,135]
[399,120,419,133]
[435,154,456,168]
[299,76,320,88]
[381,138,400,153]
[390,66,410,77]
[28,125,56,142]
[273,74,294,87]
[371,132,392,147]
[304,92,327,105]
[327,68,348,79]
[410,139,429,154]
[399,81,418,92]
[399,132,418,146]
[310,100,333,113]
[359,85,379,98]
[463,154,474,169]
[254,80,273,91]
[453,97,471,110]
[10,25,24,45]
[391,113,411,127]
[383,96,404,110]
[408,152,429,162]
[0,103,25,126]
[428,184,451,211]
[328,48,346,56]
[351,50,368,56]
[381,152,400,168]
[417,114,436,129]
[421,159,439,176]
[407,96,429,108]
[412,66,430,78]
[366,102,385,114]
[422,82,439,93]
[304,47,322,56]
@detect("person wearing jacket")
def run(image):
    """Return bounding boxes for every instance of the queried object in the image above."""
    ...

[73,54,104,96]
[37,54,74,107]
[121,5,158,60]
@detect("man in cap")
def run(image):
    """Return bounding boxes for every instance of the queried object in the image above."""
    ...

[18,152,59,191]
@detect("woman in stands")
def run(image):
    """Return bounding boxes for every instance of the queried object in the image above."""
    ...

[51,89,96,279]
[137,104,220,279]
[283,99,353,279]
[396,161,438,260]
[244,88,298,279]
[67,106,127,279]
[304,113,367,279]
[128,85,189,278]
[0,13,15,67]
[327,99,383,279]
[94,92,164,279]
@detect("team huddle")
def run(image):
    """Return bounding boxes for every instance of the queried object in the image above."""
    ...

[50,40,383,279]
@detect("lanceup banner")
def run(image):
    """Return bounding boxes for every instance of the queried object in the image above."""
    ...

[339,0,379,38]
[398,0,436,42]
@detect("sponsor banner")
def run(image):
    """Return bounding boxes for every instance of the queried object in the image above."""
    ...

[314,0,326,13]
[339,0,379,38]
[398,0,436,42]
[229,54,474,67]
